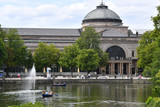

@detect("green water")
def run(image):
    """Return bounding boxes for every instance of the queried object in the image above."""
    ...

[0,83,152,107]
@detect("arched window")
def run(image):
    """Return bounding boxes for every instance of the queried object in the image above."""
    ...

[106,46,126,60]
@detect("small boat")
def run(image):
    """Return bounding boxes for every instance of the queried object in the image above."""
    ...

[42,94,53,97]
[53,83,66,86]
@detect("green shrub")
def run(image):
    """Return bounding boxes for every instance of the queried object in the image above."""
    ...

[146,97,160,107]
[8,102,45,107]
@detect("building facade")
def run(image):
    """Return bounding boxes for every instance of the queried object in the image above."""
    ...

[4,3,144,75]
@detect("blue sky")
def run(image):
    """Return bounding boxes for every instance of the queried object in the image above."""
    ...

[0,0,159,29]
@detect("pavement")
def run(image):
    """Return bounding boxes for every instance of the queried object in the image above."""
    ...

[1,75,151,80]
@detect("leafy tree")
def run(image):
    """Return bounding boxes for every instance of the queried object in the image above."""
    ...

[152,6,160,30]
[76,26,101,54]
[59,44,79,75]
[141,5,160,106]
[0,38,6,69]
[0,25,6,41]
[0,25,7,69]
[77,49,100,72]
[34,42,60,70]
[137,31,158,69]
[4,28,27,75]
[137,5,160,77]
[25,49,34,69]
[76,27,109,72]
[99,52,109,67]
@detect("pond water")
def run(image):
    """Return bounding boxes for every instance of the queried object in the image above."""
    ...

[0,83,152,107]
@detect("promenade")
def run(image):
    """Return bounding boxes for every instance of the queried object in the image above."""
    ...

[0,75,152,84]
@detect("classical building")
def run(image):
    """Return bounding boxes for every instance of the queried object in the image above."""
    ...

[3,2,144,75]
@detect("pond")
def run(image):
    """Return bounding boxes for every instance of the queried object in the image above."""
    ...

[0,83,152,107]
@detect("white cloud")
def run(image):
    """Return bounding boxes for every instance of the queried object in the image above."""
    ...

[0,0,159,29]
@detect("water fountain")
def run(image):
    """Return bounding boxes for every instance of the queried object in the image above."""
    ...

[3,65,41,104]
[28,64,36,90]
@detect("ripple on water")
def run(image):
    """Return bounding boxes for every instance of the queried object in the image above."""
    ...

[57,100,146,107]
[3,90,43,94]
[98,100,146,107]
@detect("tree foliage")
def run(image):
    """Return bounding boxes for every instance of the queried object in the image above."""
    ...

[137,5,160,77]
[146,97,160,107]
[75,26,109,71]
[4,28,27,75]
[0,25,6,41]
[25,49,34,69]
[142,5,160,106]
[99,52,109,67]
[152,6,160,30]
[76,26,101,54]
[34,42,60,69]
[8,102,46,107]
[59,44,79,72]
[0,38,6,68]
[0,25,7,69]
[137,31,158,69]
[77,49,100,72]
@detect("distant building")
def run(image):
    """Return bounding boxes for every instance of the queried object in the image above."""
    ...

[3,2,147,75]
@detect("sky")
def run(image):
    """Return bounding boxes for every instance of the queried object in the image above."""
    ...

[0,0,159,30]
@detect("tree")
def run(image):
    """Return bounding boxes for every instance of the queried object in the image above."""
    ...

[0,38,6,69]
[34,43,60,70]
[137,30,158,69]
[76,26,109,73]
[137,5,160,77]
[24,49,34,69]
[152,6,160,30]
[59,44,79,75]
[0,25,7,69]
[4,28,27,76]
[76,26,101,54]
[135,5,160,106]
[77,49,100,72]
[99,52,109,67]
[0,25,6,41]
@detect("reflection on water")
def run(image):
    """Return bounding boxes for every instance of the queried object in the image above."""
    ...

[0,84,152,107]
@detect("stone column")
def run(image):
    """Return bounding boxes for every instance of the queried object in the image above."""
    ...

[109,63,111,74]
[111,63,113,74]
[118,63,120,74]
[122,63,123,74]
[120,63,122,74]
[60,66,63,72]
[43,67,46,73]
[25,68,27,73]
[113,63,115,74]
[110,63,112,74]
[129,63,131,74]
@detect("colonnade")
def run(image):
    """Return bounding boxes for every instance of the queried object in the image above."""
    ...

[108,61,132,74]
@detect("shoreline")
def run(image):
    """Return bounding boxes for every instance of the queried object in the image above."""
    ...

[0,78,152,85]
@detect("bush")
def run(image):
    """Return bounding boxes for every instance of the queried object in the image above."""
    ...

[146,97,160,107]
[8,102,45,107]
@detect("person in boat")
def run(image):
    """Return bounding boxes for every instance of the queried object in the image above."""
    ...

[45,91,48,95]
[42,91,45,94]
[49,91,53,95]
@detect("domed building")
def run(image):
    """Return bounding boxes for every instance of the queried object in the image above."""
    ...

[82,3,123,31]
[3,2,144,75]
[81,3,140,75]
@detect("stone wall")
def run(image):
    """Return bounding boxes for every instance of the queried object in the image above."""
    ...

[0,79,152,85]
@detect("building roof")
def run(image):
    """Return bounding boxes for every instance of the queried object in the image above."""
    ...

[102,29,128,37]
[3,28,81,37]
[83,3,121,21]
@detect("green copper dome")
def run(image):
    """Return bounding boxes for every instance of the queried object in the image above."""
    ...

[83,3,122,23]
